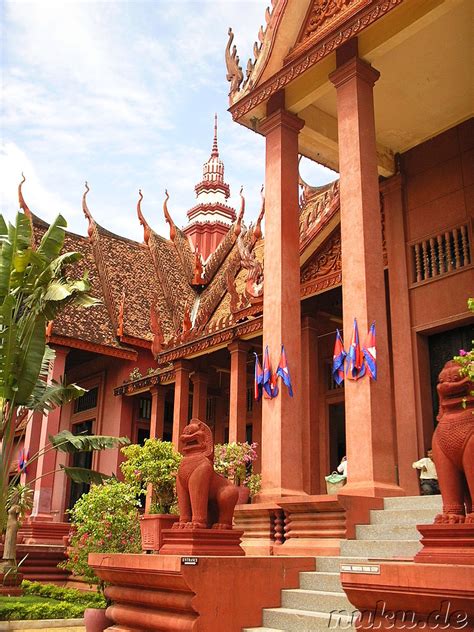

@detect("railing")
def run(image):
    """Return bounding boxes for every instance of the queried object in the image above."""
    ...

[412,224,471,284]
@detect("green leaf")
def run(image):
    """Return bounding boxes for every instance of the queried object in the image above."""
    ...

[60,466,114,485]
[36,215,67,262]
[50,430,130,453]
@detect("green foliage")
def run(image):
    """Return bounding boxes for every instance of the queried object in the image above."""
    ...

[0,211,97,532]
[246,473,262,498]
[21,580,105,607]
[213,442,259,487]
[7,484,33,521]
[51,429,130,453]
[0,596,85,620]
[453,298,474,409]
[62,480,142,585]
[121,439,181,514]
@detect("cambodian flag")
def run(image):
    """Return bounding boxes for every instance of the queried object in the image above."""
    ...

[263,345,278,398]
[18,448,29,474]
[332,329,347,386]
[362,322,377,380]
[276,345,293,397]
[346,318,366,380]
[254,352,264,401]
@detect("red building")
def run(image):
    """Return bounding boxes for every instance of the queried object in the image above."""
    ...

[16,0,472,559]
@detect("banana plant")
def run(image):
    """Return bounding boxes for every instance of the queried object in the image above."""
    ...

[0,211,100,533]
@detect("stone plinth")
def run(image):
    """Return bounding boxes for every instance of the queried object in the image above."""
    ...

[89,552,315,632]
[0,571,23,596]
[341,561,474,630]
[0,543,68,583]
[234,503,281,555]
[414,524,474,565]
[159,528,245,556]
[19,519,71,545]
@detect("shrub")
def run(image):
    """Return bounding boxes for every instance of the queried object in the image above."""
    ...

[121,439,182,514]
[61,479,141,585]
[213,442,259,487]
[0,598,85,620]
[21,580,105,607]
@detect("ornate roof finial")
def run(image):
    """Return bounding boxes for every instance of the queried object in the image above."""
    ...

[182,301,192,335]
[235,186,245,237]
[150,305,164,356]
[82,181,95,239]
[253,185,265,241]
[18,173,33,221]
[225,27,243,99]
[192,245,205,286]
[136,189,151,244]
[211,113,219,158]
[163,190,176,241]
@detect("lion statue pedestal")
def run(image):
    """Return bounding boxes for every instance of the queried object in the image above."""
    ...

[160,419,245,556]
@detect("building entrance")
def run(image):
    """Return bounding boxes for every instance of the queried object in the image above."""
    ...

[328,401,346,473]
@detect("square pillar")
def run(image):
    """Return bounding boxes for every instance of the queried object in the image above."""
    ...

[301,316,326,494]
[228,341,249,444]
[382,175,420,495]
[329,47,401,496]
[191,372,208,422]
[258,100,305,499]
[172,360,191,449]
[150,385,166,440]
[31,347,69,519]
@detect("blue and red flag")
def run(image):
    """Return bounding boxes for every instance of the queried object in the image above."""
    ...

[18,448,29,474]
[332,329,347,386]
[263,345,278,398]
[346,318,366,380]
[254,352,264,401]
[362,322,377,380]
[276,345,294,397]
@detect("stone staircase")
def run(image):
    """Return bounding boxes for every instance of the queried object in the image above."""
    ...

[243,495,442,632]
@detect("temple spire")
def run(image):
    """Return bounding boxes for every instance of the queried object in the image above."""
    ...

[211,113,219,158]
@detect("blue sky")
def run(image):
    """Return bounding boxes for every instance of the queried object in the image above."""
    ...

[1,0,335,241]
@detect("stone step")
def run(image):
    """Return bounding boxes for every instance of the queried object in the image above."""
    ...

[340,538,421,558]
[263,608,356,631]
[243,628,283,632]
[315,556,370,572]
[299,571,342,593]
[383,495,442,510]
[369,507,438,525]
[282,589,352,613]
[355,523,421,541]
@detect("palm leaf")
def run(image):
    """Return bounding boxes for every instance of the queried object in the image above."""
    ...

[36,215,67,262]
[60,466,115,485]
[28,376,86,414]
[49,430,130,453]
[14,316,47,404]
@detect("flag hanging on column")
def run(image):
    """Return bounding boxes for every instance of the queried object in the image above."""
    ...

[332,329,347,386]
[18,448,29,474]
[253,352,264,401]
[276,344,294,397]
[346,318,366,380]
[263,345,278,398]
[362,322,377,380]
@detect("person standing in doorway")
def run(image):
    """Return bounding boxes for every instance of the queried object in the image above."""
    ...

[412,449,439,495]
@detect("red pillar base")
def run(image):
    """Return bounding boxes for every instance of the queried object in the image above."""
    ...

[160,528,245,556]
[0,572,23,596]
[414,524,474,565]
[342,561,474,630]
[89,553,315,632]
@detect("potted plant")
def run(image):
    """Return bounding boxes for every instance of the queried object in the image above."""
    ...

[61,479,142,632]
[213,442,259,504]
[121,439,182,551]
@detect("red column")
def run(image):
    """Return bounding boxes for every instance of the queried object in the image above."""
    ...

[191,372,208,422]
[382,176,420,495]
[23,411,43,486]
[258,98,305,499]
[150,386,165,440]
[31,347,69,520]
[228,341,249,443]
[172,360,191,449]
[301,316,324,494]
[329,46,401,497]
[214,396,226,444]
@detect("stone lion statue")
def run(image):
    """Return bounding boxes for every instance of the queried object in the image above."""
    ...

[432,360,474,523]
[173,419,239,530]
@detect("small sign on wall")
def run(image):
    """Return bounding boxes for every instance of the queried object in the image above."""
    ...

[181,557,199,566]
[341,564,380,574]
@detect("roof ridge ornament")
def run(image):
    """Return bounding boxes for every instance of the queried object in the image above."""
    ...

[253,185,265,241]
[225,27,243,100]
[211,113,219,158]
[18,173,33,221]
[82,181,96,239]
[137,189,151,244]
[117,290,125,338]
[163,189,176,241]
[234,186,245,237]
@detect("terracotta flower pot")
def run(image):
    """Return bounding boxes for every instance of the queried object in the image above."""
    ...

[139,513,179,552]
[237,485,251,505]
[84,607,110,632]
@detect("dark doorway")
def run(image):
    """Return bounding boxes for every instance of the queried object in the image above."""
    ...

[428,323,474,424]
[68,420,93,510]
[328,402,346,472]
